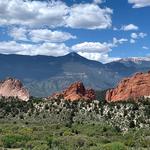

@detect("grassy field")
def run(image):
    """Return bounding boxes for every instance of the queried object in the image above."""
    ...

[0,121,150,150]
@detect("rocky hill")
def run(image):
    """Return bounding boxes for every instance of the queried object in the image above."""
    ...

[49,81,96,101]
[106,71,150,102]
[0,78,29,101]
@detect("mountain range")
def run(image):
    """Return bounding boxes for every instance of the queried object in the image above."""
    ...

[1,52,150,97]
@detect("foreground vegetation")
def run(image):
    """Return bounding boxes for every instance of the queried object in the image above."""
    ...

[0,121,150,150]
[0,96,150,149]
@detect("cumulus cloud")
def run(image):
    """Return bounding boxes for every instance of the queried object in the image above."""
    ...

[130,32,147,44]
[29,29,76,43]
[139,32,147,38]
[66,3,113,29]
[9,27,29,41]
[128,0,150,8]
[9,27,76,43]
[0,0,68,28]
[71,38,127,62]
[131,33,138,39]
[0,0,113,30]
[121,24,139,31]
[131,32,147,39]
[72,42,110,53]
[77,52,120,63]
[130,39,136,43]
[0,41,69,56]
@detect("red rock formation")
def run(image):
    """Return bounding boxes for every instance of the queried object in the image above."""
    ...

[50,82,96,101]
[85,89,96,100]
[0,78,30,101]
[106,71,150,102]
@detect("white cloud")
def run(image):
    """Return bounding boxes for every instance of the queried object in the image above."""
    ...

[130,32,147,44]
[112,38,128,46]
[9,27,28,41]
[66,3,113,29]
[9,28,76,43]
[35,42,69,56]
[0,0,68,28]
[128,0,150,8]
[142,46,149,50]
[131,33,138,39]
[0,0,113,30]
[72,42,110,53]
[71,38,127,62]
[0,41,69,56]
[131,32,147,39]
[78,52,120,63]
[139,32,147,38]
[130,39,136,43]
[121,24,139,31]
[29,29,76,43]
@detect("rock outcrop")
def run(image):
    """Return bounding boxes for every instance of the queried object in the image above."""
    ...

[50,82,96,101]
[0,78,30,101]
[106,71,150,102]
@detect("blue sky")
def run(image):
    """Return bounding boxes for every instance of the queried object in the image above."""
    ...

[0,0,150,63]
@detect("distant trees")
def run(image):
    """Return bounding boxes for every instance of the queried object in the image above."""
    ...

[0,95,150,132]
[95,90,107,103]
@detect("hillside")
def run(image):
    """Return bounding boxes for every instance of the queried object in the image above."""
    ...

[1,53,150,97]
[0,53,120,97]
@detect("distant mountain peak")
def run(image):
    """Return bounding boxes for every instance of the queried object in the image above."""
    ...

[62,52,89,61]
[115,57,150,64]
[66,52,82,58]
[69,52,78,56]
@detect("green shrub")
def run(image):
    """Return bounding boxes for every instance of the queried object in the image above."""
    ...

[102,142,127,150]
[2,134,30,148]
[47,136,53,148]
[26,140,48,150]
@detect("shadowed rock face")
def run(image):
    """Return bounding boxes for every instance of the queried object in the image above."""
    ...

[0,78,29,101]
[106,71,150,102]
[50,81,96,101]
